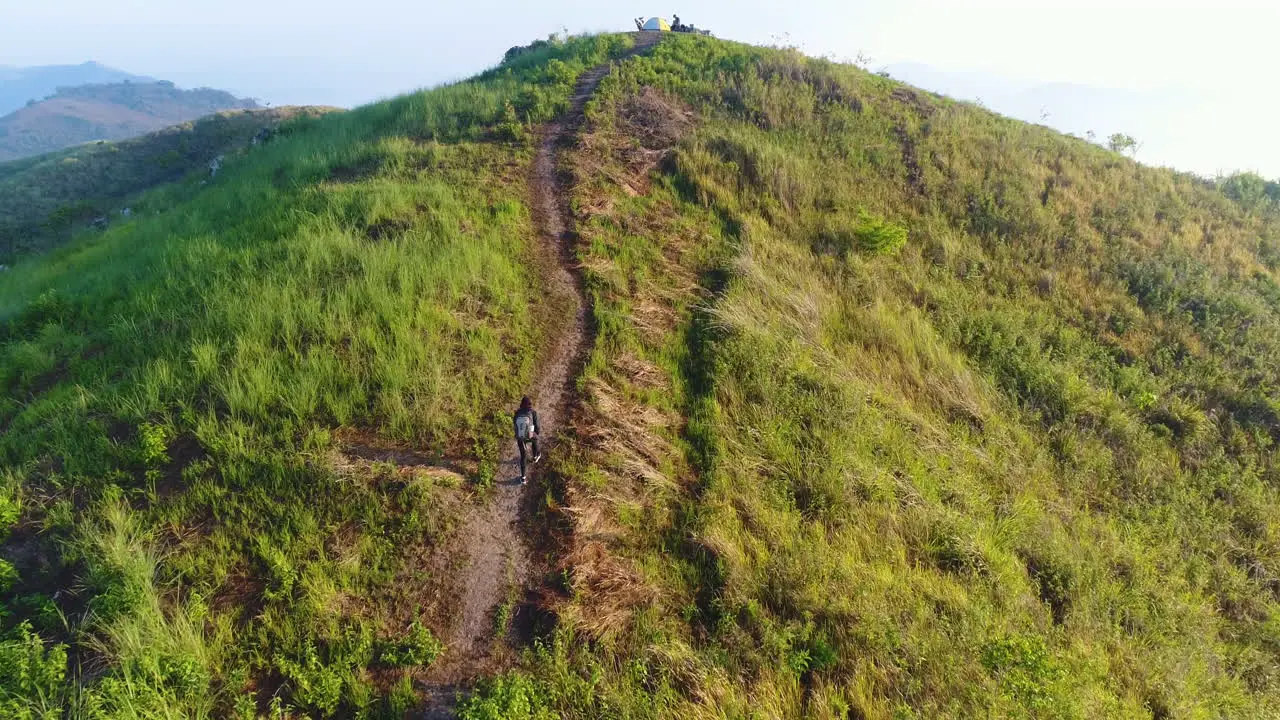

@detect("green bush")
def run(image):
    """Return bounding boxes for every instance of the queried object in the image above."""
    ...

[378,621,444,667]
[77,502,153,622]
[1219,172,1273,212]
[981,634,1065,712]
[271,622,400,715]
[0,623,67,720]
[0,482,20,538]
[0,559,17,593]
[275,639,349,716]
[457,672,555,720]
[496,101,525,142]
[854,211,908,255]
[137,423,171,467]
[84,654,213,719]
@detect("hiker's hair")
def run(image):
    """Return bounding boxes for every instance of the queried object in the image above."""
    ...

[520,396,532,411]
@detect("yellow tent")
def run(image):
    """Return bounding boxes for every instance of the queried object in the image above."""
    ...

[641,17,671,31]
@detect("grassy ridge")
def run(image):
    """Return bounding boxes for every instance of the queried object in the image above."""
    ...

[0,81,258,164]
[0,107,337,263]
[6,30,1280,719]
[0,34,632,717]
[463,36,1280,718]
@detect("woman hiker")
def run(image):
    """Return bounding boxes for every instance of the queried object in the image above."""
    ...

[513,396,542,484]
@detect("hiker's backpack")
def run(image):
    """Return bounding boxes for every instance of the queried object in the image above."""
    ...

[516,413,535,440]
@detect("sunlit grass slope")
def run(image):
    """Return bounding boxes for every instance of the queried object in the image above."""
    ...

[0,106,337,263]
[7,28,1280,720]
[0,34,632,718]
[467,36,1280,719]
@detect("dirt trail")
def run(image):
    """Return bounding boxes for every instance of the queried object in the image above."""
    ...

[418,33,660,715]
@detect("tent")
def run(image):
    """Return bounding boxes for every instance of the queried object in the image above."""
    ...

[641,17,671,31]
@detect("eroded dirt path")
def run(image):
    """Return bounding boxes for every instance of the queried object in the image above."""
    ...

[418,33,661,715]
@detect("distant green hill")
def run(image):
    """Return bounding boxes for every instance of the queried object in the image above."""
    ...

[0,61,151,116]
[0,80,258,162]
[0,106,338,262]
[2,32,1280,719]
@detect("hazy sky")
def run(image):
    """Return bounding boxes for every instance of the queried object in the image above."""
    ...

[3,1,1276,177]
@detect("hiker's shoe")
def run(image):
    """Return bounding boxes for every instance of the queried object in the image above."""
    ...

[520,475,528,485]
[533,453,543,464]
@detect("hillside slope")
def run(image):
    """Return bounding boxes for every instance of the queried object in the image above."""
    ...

[0,106,338,262]
[3,33,1280,719]
[0,62,152,116]
[517,38,1280,719]
[0,81,258,162]
[0,34,635,719]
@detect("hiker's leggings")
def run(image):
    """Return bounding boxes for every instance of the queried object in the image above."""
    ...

[518,437,539,477]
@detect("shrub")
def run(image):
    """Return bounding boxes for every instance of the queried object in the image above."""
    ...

[854,211,908,255]
[1146,395,1209,443]
[0,623,67,720]
[138,422,171,467]
[786,619,839,677]
[1219,172,1273,212]
[1021,550,1074,625]
[496,102,525,142]
[78,497,154,621]
[815,211,909,258]
[0,482,18,538]
[981,634,1064,712]
[275,639,348,716]
[0,559,17,593]
[272,622,394,715]
[86,653,213,718]
[503,39,551,65]
[378,621,444,667]
[1107,133,1139,155]
[457,672,555,720]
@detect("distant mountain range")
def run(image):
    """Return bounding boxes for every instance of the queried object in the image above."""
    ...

[0,61,152,116]
[0,76,259,162]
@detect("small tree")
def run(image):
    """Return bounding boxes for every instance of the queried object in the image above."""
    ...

[1107,133,1140,157]
[1219,172,1272,212]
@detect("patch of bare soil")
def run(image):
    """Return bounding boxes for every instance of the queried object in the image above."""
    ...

[575,86,694,205]
[0,487,88,644]
[620,87,695,151]
[332,429,478,483]
[365,217,415,242]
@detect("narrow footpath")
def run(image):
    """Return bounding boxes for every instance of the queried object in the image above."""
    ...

[419,32,661,716]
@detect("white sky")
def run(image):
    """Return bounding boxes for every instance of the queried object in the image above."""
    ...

[2,0,1276,177]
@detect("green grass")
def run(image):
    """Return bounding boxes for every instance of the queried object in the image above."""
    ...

[7,29,1280,719]
[0,32,634,716]
[0,107,335,263]
[489,35,1280,718]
